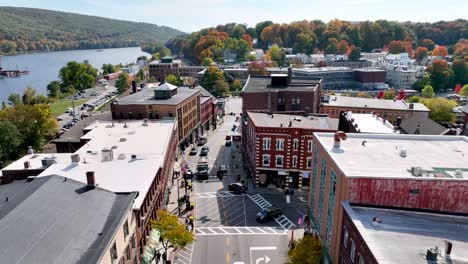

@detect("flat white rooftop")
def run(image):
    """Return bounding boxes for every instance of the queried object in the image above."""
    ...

[2,153,72,171]
[314,133,468,179]
[346,112,397,134]
[38,120,175,208]
[344,203,468,264]
[323,95,429,112]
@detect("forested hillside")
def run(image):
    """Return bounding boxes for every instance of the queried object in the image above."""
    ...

[0,6,184,54]
[167,19,468,62]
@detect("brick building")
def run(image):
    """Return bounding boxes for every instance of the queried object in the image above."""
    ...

[242,72,322,115]
[340,202,468,264]
[111,83,201,146]
[196,85,217,134]
[242,112,338,189]
[0,175,138,264]
[321,95,429,122]
[309,133,468,263]
[148,56,206,81]
[1,120,178,263]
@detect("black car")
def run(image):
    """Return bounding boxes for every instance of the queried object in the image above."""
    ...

[228,183,247,194]
[225,140,232,146]
[189,147,197,156]
[200,146,209,156]
[219,165,228,174]
[256,206,283,223]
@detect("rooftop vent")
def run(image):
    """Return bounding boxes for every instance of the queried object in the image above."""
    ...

[426,247,438,261]
[333,131,347,149]
[295,117,302,122]
[371,216,382,226]
[24,161,31,169]
[454,170,463,178]
[86,171,96,189]
[411,166,423,177]
[445,240,452,256]
[41,157,57,167]
[71,154,80,163]
[101,148,114,162]
[142,118,148,126]
[27,146,34,155]
[131,154,137,160]
[117,154,126,160]
[400,148,407,158]
[120,138,127,142]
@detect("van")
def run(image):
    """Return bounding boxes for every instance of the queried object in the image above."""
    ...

[196,158,209,180]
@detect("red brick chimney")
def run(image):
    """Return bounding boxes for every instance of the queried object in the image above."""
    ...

[86,171,96,189]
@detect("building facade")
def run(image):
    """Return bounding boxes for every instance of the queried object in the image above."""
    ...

[321,95,429,122]
[242,112,338,189]
[308,133,468,263]
[148,57,206,81]
[111,83,201,146]
[242,72,322,115]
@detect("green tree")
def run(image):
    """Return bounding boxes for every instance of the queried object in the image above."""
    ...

[421,39,435,51]
[136,69,145,82]
[427,60,453,93]
[115,73,130,94]
[201,57,214,66]
[236,39,251,60]
[266,44,286,66]
[148,76,157,83]
[231,79,243,92]
[166,74,183,86]
[452,59,467,85]
[287,235,322,264]
[248,61,268,76]
[387,40,404,54]
[148,210,194,262]
[137,55,147,61]
[0,104,58,150]
[325,41,337,55]
[22,86,36,105]
[460,84,468,97]
[0,121,21,166]
[2,101,6,110]
[383,89,396,100]
[245,53,256,61]
[421,98,457,123]
[101,64,117,75]
[47,80,62,98]
[59,61,98,91]
[413,74,431,91]
[407,96,421,103]
[421,85,435,98]
[7,93,22,106]
[294,33,315,55]
[200,66,228,97]
[348,46,362,61]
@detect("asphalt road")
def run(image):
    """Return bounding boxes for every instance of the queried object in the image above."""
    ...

[174,97,293,264]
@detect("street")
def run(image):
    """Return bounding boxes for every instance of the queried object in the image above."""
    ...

[173,97,303,264]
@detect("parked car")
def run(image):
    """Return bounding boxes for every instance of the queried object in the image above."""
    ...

[198,137,207,146]
[64,108,73,114]
[90,92,99,96]
[219,165,228,174]
[228,183,247,194]
[200,146,209,156]
[189,147,198,156]
[256,206,283,223]
[225,139,232,146]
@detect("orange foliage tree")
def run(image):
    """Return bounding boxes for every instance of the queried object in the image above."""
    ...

[432,46,448,57]
[242,34,253,48]
[337,40,349,55]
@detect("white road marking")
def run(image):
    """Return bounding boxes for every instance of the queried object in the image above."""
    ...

[248,194,296,230]
[195,227,287,236]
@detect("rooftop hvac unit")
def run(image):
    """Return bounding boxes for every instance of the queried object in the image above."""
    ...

[411,166,422,177]
[454,170,463,178]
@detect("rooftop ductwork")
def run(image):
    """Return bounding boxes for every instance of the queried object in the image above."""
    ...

[333,131,347,149]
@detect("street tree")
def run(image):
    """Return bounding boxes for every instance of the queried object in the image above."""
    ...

[149,210,194,262]
[460,84,468,97]
[136,69,145,82]
[421,98,457,123]
[287,235,323,264]
[115,72,130,94]
[421,85,435,98]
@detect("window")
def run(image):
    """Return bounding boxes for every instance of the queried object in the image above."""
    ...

[123,220,129,240]
[276,138,284,150]
[275,155,283,167]
[292,156,298,168]
[168,111,174,117]
[350,239,356,262]
[131,234,136,249]
[263,138,271,150]
[307,140,313,152]
[125,245,131,260]
[110,242,118,263]
[358,254,365,264]
[262,155,270,166]
[307,157,312,168]
[343,227,349,248]
[293,139,299,151]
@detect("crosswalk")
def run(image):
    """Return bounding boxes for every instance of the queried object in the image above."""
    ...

[275,215,295,230]
[196,191,242,198]
[173,243,194,264]
[195,226,287,236]
[248,193,272,209]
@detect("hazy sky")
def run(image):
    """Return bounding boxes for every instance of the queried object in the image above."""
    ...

[1,0,467,32]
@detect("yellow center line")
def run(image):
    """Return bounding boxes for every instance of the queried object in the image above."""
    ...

[226,237,230,246]
[226,251,231,263]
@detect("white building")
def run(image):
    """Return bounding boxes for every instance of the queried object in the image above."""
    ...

[385,64,425,90]
[381,52,414,66]
[286,53,312,64]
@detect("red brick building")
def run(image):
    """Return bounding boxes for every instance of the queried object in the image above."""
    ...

[309,133,468,263]
[242,72,322,115]
[242,112,337,189]
[196,85,217,134]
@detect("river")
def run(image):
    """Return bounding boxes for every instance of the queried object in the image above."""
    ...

[0,47,150,103]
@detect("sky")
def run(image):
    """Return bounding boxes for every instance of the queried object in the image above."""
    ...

[1,0,467,32]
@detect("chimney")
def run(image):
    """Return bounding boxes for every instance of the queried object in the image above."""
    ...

[333,131,347,149]
[27,146,34,155]
[71,154,80,163]
[24,161,31,169]
[86,171,96,189]
[400,148,407,157]
[445,240,452,255]
[131,80,137,93]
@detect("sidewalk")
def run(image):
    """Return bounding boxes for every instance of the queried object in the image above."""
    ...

[165,155,196,263]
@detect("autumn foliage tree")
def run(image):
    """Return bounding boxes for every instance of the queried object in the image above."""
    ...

[248,61,268,75]
[388,40,404,54]
[414,47,428,62]
[337,40,349,55]
[287,235,323,264]
[432,46,448,57]
[348,46,362,61]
